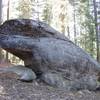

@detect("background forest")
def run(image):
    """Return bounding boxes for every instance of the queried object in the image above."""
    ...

[0,0,100,64]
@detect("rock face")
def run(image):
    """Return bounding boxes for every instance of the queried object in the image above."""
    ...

[0,65,36,81]
[0,19,100,90]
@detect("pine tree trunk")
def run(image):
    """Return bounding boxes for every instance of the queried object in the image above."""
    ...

[0,0,3,59]
[0,0,2,24]
[6,0,10,60]
[73,0,77,44]
[93,0,100,62]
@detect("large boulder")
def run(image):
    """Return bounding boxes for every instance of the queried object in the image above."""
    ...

[0,19,100,90]
[0,19,69,62]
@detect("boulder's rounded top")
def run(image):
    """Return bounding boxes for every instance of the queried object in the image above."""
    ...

[0,19,68,41]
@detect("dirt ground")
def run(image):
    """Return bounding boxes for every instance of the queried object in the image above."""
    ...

[0,73,100,100]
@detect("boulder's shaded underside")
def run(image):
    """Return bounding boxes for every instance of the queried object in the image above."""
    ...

[0,19,100,91]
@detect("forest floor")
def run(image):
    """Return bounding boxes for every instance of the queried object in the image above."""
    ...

[0,73,100,100]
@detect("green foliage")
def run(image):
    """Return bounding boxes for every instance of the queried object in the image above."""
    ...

[77,0,96,57]
[80,0,87,3]
[16,0,34,18]
[42,1,52,24]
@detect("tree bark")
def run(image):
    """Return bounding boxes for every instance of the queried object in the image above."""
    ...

[73,0,77,44]
[0,0,2,24]
[6,0,10,60]
[0,0,3,59]
[93,0,100,62]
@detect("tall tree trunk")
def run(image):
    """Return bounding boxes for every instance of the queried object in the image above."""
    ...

[7,0,10,20]
[73,0,77,44]
[0,0,3,59]
[6,0,10,60]
[93,0,100,62]
[67,26,70,39]
[0,0,2,24]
